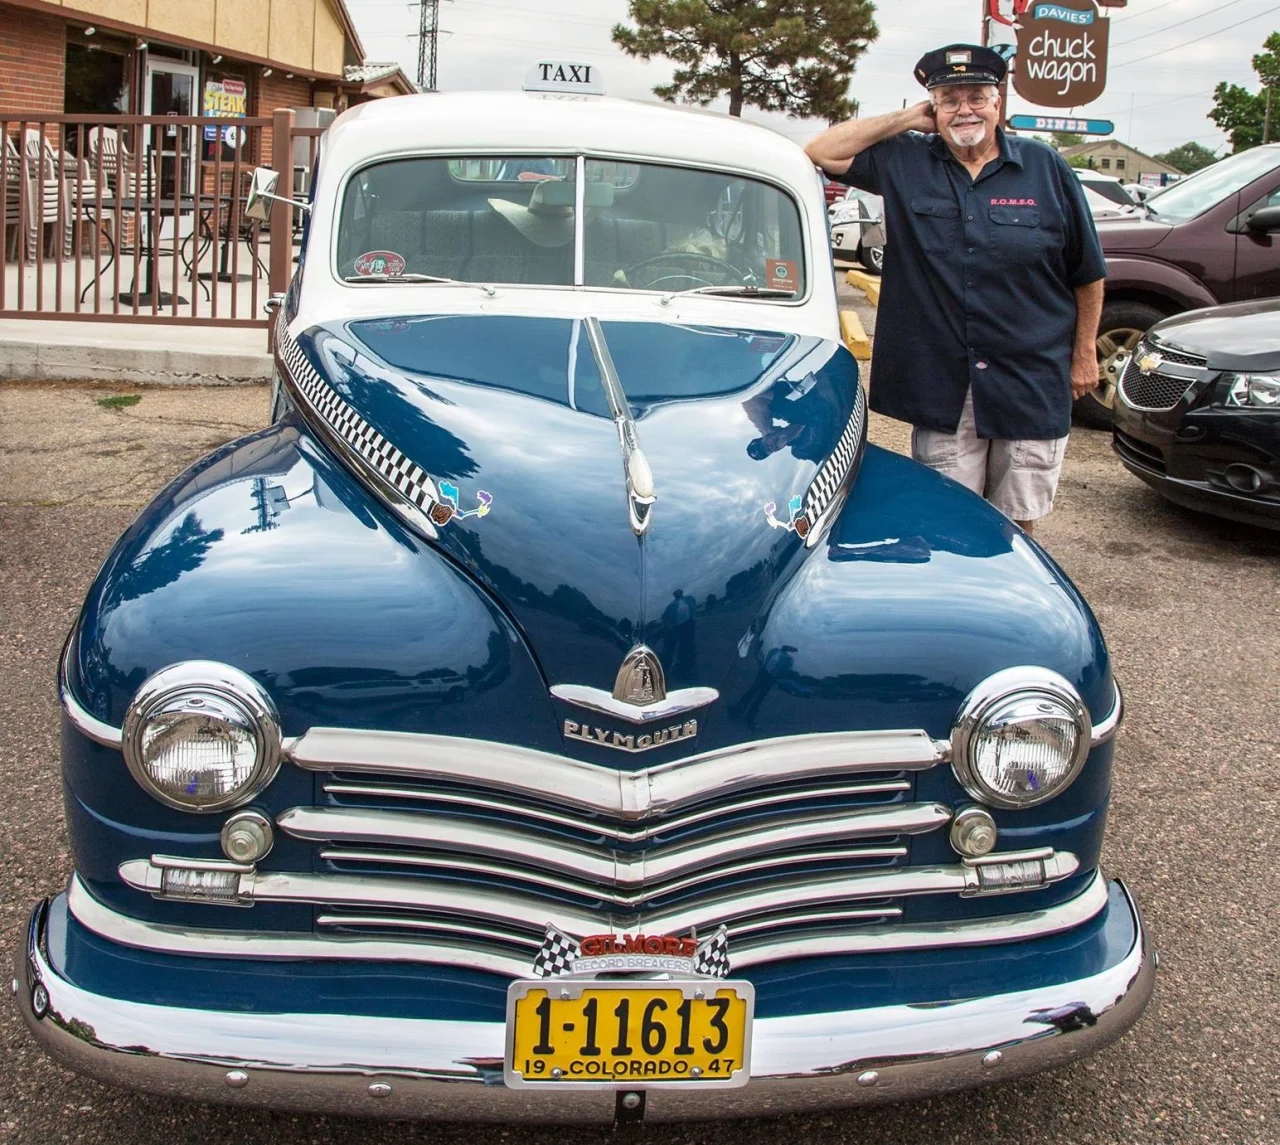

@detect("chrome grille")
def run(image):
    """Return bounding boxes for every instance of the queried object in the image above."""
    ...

[1118,340,1207,412]
[1119,359,1196,411]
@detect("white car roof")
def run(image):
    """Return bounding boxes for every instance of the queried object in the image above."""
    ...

[295,91,839,341]
[324,92,814,189]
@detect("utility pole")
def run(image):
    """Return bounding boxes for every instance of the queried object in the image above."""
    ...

[416,0,440,91]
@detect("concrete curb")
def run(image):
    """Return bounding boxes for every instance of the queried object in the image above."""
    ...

[0,321,272,386]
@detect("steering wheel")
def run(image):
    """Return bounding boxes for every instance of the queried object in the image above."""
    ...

[621,252,747,291]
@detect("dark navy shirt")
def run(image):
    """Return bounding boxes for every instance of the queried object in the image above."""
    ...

[836,129,1105,439]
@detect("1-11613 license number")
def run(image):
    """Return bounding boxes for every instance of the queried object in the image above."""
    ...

[504,981,754,1089]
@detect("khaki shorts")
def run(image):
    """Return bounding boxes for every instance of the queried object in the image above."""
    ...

[910,390,1068,522]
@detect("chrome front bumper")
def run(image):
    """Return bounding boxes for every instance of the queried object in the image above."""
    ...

[15,883,1153,1123]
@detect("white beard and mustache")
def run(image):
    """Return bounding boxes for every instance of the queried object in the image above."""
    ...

[946,117,989,148]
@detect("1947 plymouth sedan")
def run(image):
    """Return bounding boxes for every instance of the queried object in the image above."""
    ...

[16,81,1153,1124]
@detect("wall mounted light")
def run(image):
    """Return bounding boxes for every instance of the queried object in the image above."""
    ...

[211,54,223,64]
[262,67,273,77]
[83,26,96,36]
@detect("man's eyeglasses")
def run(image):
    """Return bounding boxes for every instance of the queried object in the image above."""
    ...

[936,92,993,112]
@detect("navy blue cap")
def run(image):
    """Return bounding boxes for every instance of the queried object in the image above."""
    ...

[914,44,1006,89]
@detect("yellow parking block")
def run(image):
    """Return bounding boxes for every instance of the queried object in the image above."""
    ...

[845,268,880,307]
[839,309,871,360]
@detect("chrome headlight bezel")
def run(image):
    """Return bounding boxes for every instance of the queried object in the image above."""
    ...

[950,667,1092,810]
[122,662,282,813]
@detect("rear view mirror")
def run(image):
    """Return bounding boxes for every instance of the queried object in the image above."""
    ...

[244,166,311,222]
[244,168,280,222]
[1245,205,1280,234]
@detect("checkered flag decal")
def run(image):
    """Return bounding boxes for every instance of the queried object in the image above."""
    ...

[275,316,443,529]
[692,926,730,979]
[532,924,581,978]
[800,382,865,533]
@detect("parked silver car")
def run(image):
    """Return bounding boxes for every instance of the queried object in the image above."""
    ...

[828,189,885,273]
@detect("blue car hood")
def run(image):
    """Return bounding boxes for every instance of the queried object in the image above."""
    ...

[294,314,860,698]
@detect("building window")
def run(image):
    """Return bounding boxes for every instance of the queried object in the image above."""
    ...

[65,39,131,116]
[1100,158,1111,169]
[1116,158,1126,171]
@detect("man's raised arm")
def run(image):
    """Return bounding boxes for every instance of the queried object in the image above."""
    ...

[804,102,939,177]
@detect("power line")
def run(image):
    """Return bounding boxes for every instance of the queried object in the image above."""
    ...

[1112,3,1280,68]
[1112,0,1267,46]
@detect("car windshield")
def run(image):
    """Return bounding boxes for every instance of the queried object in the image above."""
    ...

[1143,148,1280,223]
[335,155,806,296]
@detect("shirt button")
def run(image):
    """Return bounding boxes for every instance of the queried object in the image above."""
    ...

[967,246,974,253]
[967,215,974,220]
[976,361,988,370]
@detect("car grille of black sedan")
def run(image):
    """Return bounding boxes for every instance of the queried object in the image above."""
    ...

[1118,342,1205,412]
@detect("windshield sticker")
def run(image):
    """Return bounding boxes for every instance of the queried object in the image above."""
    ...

[430,480,493,527]
[353,250,407,277]
[764,258,799,293]
[764,494,810,538]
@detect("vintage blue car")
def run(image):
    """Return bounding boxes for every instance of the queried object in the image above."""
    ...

[17,84,1152,1123]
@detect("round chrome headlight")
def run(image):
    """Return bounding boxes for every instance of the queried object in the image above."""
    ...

[122,662,281,812]
[950,668,1091,809]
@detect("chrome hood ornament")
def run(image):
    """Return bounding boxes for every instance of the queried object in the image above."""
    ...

[551,644,718,726]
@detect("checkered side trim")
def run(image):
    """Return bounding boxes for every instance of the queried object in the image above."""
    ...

[532,925,581,978]
[692,927,731,979]
[802,382,865,527]
[275,318,441,521]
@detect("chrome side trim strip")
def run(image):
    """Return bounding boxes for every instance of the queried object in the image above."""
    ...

[117,851,1080,938]
[279,802,951,886]
[286,726,945,820]
[70,869,1109,973]
[58,633,122,750]
[1091,680,1124,747]
[321,777,914,842]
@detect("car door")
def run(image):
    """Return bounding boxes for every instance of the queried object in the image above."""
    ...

[1232,177,1280,301]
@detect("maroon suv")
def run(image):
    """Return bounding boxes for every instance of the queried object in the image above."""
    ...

[1082,144,1280,427]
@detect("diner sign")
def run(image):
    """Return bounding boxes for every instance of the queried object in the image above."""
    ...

[1014,0,1109,107]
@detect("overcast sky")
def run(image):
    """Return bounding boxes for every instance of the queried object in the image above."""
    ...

[345,0,1280,159]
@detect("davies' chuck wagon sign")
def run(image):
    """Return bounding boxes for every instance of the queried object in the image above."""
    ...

[1014,0,1109,107]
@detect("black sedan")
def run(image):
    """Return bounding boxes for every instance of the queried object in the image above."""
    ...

[1112,298,1280,530]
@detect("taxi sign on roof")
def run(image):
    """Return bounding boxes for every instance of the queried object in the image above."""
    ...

[524,60,605,96]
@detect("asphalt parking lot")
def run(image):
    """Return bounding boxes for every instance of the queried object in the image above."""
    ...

[2,317,1279,1142]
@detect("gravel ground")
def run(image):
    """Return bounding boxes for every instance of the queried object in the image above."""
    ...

[2,306,1279,1143]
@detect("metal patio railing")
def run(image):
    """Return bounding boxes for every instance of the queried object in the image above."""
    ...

[1,110,322,333]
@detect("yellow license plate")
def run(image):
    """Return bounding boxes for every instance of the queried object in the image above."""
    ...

[505,980,754,1089]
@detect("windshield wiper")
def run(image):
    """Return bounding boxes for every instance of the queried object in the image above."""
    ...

[659,284,797,305]
[343,273,496,295]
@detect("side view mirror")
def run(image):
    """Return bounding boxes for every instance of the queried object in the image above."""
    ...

[1245,205,1280,234]
[245,166,311,223]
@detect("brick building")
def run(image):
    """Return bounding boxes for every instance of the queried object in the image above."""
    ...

[0,0,413,154]
[1058,140,1183,184]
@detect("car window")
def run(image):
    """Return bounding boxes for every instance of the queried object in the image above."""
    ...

[334,156,805,296]
[581,160,805,295]
[1145,148,1280,223]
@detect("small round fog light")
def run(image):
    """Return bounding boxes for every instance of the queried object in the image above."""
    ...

[220,810,274,863]
[950,806,997,858]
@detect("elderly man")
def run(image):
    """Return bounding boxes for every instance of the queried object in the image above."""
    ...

[805,44,1105,533]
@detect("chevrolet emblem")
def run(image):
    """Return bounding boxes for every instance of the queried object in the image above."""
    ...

[1137,352,1164,375]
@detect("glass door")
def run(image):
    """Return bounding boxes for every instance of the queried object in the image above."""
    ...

[144,59,199,198]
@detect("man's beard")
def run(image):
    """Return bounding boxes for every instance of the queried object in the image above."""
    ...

[947,119,988,148]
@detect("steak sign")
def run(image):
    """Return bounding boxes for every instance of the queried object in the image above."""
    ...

[1014,0,1109,107]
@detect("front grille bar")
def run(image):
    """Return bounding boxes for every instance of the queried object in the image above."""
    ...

[284,726,946,820]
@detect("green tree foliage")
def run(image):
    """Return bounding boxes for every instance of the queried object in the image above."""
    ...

[1033,131,1085,148]
[1208,31,1279,151]
[612,0,879,120]
[1067,153,1096,169]
[1153,141,1218,174]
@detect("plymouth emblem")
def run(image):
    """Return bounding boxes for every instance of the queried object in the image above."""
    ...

[614,645,664,705]
[533,925,730,978]
[1137,352,1164,375]
[563,718,698,753]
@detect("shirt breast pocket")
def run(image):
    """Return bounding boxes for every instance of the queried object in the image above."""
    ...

[989,206,1047,265]
[909,197,960,254]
